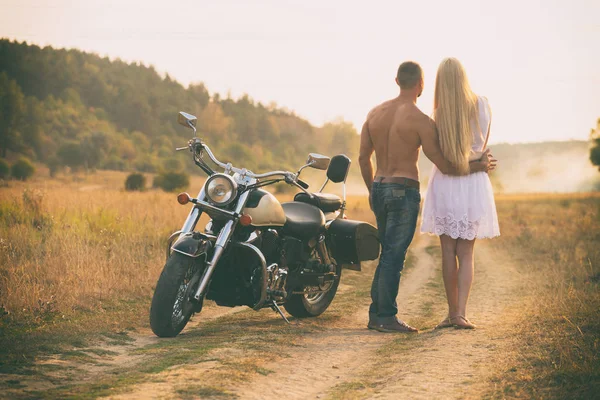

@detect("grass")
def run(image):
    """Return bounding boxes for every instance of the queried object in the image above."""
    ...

[483,193,600,399]
[1,170,599,399]
[0,170,211,371]
[176,385,238,399]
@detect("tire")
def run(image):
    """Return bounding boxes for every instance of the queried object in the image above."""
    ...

[284,263,342,318]
[150,253,203,337]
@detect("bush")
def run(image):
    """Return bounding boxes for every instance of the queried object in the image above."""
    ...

[11,158,35,181]
[153,171,189,192]
[125,173,146,191]
[0,158,10,179]
[46,156,61,177]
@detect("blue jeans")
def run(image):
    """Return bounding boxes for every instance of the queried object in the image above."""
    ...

[369,182,421,319]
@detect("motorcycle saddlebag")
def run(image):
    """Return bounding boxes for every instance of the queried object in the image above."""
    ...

[327,219,380,271]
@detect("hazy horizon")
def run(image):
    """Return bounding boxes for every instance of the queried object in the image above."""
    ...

[1,0,599,145]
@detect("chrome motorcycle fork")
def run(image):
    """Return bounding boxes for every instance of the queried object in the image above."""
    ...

[192,190,250,301]
[181,187,206,233]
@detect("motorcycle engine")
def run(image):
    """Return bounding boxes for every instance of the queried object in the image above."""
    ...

[261,229,280,264]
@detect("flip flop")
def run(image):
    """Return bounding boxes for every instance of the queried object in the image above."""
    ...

[434,316,453,329]
[452,315,477,329]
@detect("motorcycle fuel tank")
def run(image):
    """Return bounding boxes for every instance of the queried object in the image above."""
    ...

[243,189,286,227]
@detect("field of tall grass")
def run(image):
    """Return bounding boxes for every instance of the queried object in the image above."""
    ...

[0,171,209,368]
[1,169,598,398]
[487,193,600,398]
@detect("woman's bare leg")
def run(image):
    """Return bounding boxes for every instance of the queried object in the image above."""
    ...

[440,235,459,318]
[456,238,476,319]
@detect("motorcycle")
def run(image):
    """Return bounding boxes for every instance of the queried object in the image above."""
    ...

[150,111,380,337]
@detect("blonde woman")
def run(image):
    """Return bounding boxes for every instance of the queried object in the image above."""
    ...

[421,58,500,329]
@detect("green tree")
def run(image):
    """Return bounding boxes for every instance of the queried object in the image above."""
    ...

[590,118,600,171]
[163,157,183,172]
[0,158,10,179]
[0,72,25,157]
[321,120,359,160]
[0,39,358,175]
[199,102,230,138]
[11,157,35,180]
[46,156,61,177]
[20,97,44,159]
[57,141,85,169]
[81,131,111,170]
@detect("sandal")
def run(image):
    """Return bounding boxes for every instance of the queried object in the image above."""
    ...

[434,316,454,330]
[451,315,477,329]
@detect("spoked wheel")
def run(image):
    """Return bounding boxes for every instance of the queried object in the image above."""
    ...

[150,253,203,337]
[304,285,333,305]
[284,251,342,318]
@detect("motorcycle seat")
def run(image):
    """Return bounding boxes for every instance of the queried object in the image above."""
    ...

[281,202,326,240]
[294,192,342,213]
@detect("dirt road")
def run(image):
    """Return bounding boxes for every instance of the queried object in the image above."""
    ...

[1,234,523,399]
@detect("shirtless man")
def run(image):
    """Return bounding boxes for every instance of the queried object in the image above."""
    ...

[359,61,494,333]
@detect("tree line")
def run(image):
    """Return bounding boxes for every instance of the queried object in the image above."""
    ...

[0,39,359,177]
[590,118,600,171]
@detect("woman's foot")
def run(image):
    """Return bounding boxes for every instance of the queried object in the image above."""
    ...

[434,316,454,329]
[451,315,476,329]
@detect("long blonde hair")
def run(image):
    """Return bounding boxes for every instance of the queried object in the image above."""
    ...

[433,58,479,174]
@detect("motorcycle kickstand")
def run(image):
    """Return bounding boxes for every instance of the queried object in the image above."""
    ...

[270,300,290,324]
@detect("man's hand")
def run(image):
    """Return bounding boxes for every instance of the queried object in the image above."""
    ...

[470,149,497,173]
[486,150,498,172]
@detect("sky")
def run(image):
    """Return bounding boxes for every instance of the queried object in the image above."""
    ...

[1,0,599,144]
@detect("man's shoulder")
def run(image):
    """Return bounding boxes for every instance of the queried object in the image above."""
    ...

[410,108,434,127]
[366,99,393,120]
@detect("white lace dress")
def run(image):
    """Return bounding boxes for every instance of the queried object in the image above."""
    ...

[420,96,500,240]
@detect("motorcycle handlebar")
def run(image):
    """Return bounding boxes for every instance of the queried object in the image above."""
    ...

[192,140,296,181]
[297,179,309,189]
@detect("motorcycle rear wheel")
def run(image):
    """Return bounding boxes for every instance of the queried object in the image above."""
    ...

[284,263,341,318]
[150,253,203,337]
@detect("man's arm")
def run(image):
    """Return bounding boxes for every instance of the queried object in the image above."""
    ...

[358,120,375,192]
[419,118,489,175]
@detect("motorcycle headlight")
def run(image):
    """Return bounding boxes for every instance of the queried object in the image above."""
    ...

[204,174,238,206]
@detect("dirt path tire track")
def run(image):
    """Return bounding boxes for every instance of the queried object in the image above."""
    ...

[230,235,439,400]
[367,241,523,399]
[231,235,522,400]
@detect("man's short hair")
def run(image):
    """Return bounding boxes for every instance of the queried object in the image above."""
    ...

[396,61,423,89]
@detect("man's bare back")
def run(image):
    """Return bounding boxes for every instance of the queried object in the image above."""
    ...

[362,97,428,181]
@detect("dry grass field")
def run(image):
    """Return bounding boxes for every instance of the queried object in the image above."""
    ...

[0,169,598,399]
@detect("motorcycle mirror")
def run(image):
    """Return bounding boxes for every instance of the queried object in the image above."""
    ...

[306,153,330,170]
[177,192,191,205]
[178,112,197,129]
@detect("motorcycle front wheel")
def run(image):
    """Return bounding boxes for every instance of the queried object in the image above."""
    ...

[150,253,203,337]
